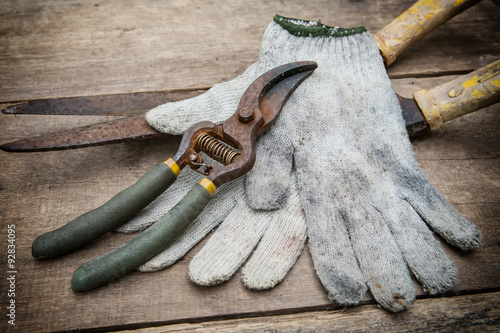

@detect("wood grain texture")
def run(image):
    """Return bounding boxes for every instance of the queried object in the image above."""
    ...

[0,0,498,101]
[117,292,500,332]
[0,79,498,332]
[0,0,499,331]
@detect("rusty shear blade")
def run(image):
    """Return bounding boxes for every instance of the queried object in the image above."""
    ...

[2,91,205,116]
[0,115,162,152]
[171,61,318,187]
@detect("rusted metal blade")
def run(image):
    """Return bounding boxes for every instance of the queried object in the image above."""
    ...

[0,115,163,152]
[0,86,428,153]
[2,90,204,116]
[257,67,316,135]
[397,94,429,137]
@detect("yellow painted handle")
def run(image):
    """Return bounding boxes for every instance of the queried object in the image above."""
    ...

[413,59,500,130]
[373,0,481,66]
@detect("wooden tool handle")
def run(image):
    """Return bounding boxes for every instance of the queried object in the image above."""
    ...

[373,0,481,66]
[413,59,500,130]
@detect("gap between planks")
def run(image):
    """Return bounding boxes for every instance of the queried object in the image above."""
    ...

[106,291,500,332]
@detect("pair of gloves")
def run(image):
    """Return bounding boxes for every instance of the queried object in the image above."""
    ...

[116,16,481,312]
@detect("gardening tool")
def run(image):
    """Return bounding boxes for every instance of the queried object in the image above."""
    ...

[30,61,317,292]
[0,0,492,152]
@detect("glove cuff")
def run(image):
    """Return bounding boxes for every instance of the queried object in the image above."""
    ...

[273,15,366,38]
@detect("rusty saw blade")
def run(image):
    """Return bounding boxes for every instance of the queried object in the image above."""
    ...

[0,115,162,152]
[2,90,204,116]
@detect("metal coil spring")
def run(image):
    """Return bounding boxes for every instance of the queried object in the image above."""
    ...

[196,133,241,165]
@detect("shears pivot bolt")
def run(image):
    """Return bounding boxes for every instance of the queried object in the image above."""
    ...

[238,107,254,123]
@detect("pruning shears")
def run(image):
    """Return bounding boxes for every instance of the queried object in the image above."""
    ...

[30,61,317,292]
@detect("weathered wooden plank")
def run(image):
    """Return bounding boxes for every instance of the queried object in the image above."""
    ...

[0,0,499,329]
[1,0,498,102]
[116,292,500,332]
[0,82,498,331]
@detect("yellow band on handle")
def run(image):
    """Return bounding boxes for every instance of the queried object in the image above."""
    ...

[199,178,216,196]
[163,158,181,176]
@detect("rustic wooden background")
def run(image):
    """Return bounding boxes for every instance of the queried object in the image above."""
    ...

[0,0,499,332]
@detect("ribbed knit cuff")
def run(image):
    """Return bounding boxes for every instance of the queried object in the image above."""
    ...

[273,15,367,38]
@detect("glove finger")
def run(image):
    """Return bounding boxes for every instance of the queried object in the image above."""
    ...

[373,148,481,251]
[305,202,367,306]
[299,155,415,311]
[387,199,458,294]
[345,204,416,312]
[137,177,244,272]
[188,200,272,286]
[405,179,481,250]
[146,62,264,135]
[241,175,307,290]
[294,162,368,306]
[246,126,294,210]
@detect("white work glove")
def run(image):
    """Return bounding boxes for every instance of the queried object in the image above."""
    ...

[116,163,307,290]
[120,15,481,312]
[245,16,481,312]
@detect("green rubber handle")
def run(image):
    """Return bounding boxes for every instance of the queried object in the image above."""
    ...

[32,162,178,259]
[71,183,212,292]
